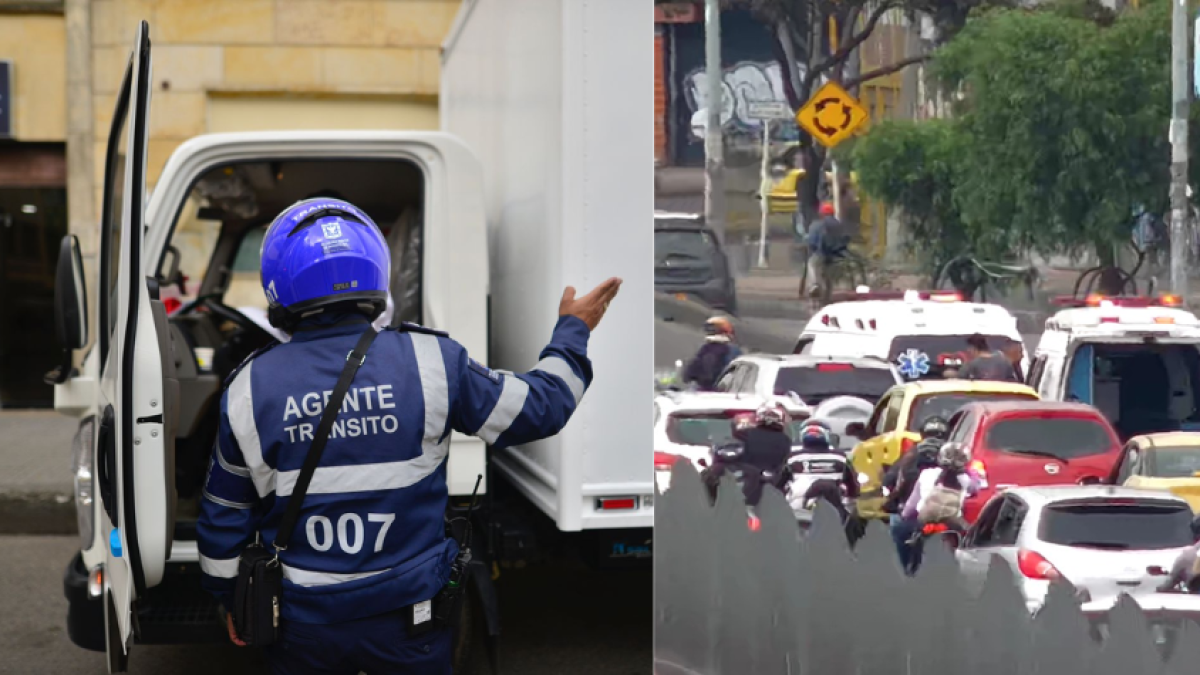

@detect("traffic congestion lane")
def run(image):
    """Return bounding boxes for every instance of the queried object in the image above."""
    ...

[0,535,650,675]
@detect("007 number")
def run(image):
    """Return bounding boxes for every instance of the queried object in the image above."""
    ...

[306,513,395,554]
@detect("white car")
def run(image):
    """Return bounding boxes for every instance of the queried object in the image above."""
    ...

[955,485,1198,613]
[654,391,790,493]
[713,354,901,451]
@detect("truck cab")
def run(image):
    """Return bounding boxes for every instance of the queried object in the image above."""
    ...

[1029,294,1200,441]
[53,24,490,671]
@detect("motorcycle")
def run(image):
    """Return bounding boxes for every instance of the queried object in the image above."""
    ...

[904,520,965,574]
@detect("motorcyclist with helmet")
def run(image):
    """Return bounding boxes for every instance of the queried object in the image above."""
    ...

[683,316,741,391]
[701,402,793,507]
[882,416,949,570]
[788,421,861,530]
[898,440,987,574]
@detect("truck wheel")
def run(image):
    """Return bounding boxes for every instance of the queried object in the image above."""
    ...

[451,585,477,674]
[105,592,128,674]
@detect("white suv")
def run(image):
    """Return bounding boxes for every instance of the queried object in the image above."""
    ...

[712,354,902,450]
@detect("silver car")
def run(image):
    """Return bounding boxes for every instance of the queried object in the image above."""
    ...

[954,485,1197,613]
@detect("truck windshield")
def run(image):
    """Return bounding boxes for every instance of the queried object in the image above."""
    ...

[1039,502,1194,550]
[773,364,895,405]
[889,334,1020,380]
[984,416,1114,459]
[1072,342,1200,441]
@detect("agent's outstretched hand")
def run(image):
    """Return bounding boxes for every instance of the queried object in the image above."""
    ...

[559,277,622,331]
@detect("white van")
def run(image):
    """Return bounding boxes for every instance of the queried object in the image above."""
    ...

[792,289,1029,380]
[1029,294,1200,440]
[54,9,650,670]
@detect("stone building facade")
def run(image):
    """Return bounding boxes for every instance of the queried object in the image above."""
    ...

[0,0,462,406]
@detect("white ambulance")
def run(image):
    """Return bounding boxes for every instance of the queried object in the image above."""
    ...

[1028,294,1200,440]
[792,289,1029,381]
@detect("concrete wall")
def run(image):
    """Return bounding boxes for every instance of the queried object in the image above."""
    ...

[0,13,67,141]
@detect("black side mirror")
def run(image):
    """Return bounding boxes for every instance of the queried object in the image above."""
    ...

[45,235,88,385]
[845,421,867,439]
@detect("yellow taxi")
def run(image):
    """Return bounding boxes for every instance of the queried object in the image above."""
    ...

[1111,432,1200,512]
[845,379,1040,519]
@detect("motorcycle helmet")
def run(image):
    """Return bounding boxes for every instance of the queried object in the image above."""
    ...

[920,416,949,441]
[799,423,832,450]
[754,402,790,431]
[937,441,970,471]
[259,198,390,330]
[705,316,735,342]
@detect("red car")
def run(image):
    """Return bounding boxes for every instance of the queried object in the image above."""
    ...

[944,401,1122,523]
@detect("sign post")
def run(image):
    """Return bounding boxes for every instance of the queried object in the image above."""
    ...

[747,101,794,269]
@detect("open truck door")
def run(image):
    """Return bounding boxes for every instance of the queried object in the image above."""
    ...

[96,21,178,672]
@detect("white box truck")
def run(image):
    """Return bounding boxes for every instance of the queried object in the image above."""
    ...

[51,4,651,672]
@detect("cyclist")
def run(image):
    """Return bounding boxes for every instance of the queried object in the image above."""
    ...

[683,316,741,391]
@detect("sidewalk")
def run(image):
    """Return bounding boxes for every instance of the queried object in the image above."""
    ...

[0,410,78,534]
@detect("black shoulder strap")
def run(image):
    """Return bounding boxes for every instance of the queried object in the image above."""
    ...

[274,327,379,552]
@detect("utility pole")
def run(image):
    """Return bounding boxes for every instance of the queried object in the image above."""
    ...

[703,0,726,245]
[1170,0,1190,299]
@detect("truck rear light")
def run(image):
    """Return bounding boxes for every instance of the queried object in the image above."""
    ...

[1017,549,1061,580]
[654,451,679,469]
[1155,316,1176,324]
[868,319,877,329]
[927,292,961,302]
[596,497,638,510]
[1099,316,1119,323]
[817,363,853,372]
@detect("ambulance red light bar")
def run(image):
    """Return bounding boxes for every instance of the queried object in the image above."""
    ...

[1051,294,1184,308]
[828,289,962,303]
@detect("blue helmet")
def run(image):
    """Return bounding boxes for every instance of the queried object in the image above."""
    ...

[799,423,832,449]
[260,198,389,330]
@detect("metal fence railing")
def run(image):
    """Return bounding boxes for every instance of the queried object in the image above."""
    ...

[654,463,1200,675]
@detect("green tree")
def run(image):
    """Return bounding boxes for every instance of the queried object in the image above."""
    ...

[852,119,973,277]
[855,0,1200,294]
[933,0,1174,266]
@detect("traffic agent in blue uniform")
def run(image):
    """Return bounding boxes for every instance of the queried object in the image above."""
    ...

[196,197,621,674]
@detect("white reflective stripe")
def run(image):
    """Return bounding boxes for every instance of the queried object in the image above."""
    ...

[214,439,251,478]
[276,457,447,497]
[477,375,530,444]
[202,488,253,510]
[282,564,391,587]
[532,356,585,404]
[411,332,452,468]
[227,361,276,497]
[273,333,452,498]
[199,554,239,579]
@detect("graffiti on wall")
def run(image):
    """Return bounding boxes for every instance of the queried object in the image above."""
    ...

[684,60,808,133]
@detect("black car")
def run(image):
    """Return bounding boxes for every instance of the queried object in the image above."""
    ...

[654,212,738,314]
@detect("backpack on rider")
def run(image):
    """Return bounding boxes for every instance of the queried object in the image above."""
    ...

[918,442,971,525]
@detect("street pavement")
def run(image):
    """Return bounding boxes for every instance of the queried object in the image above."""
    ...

[0,410,77,534]
[0,535,650,675]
